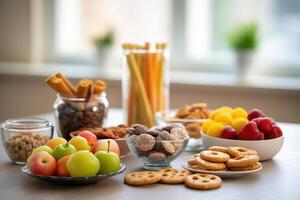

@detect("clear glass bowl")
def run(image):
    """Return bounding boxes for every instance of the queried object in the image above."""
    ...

[126,135,189,170]
[1,118,54,164]
[155,110,206,151]
[53,93,109,140]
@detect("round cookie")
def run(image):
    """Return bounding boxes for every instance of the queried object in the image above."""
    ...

[161,141,175,154]
[124,171,162,186]
[226,155,260,168]
[184,173,222,190]
[132,124,149,135]
[159,168,191,184]
[148,151,166,161]
[229,162,262,171]
[208,146,229,154]
[200,150,230,163]
[135,134,155,151]
[195,157,226,171]
[227,146,258,158]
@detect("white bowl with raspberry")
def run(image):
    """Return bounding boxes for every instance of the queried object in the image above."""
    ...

[202,108,284,161]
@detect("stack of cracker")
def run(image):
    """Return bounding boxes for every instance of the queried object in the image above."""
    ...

[188,146,261,171]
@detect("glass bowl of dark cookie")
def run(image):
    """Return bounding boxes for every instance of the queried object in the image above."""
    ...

[126,123,189,170]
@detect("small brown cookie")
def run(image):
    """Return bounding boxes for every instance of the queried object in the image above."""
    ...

[161,141,175,153]
[148,151,166,161]
[195,157,226,171]
[226,155,260,168]
[128,135,138,146]
[227,146,258,158]
[124,171,162,186]
[229,162,262,171]
[208,146,229,154]
[200,150,230,163]
[132,124,149,135]
[159,168,191,184]
[135,134,155,151]
[170,127,189,140]
[157,131,172,141]
[184,173,222,190]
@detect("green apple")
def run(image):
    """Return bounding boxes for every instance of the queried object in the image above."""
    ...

[95,151,120,174]
[32,145,53,155]
[69,136,90,151]
[66,150,100,177]
[52,143,77,160]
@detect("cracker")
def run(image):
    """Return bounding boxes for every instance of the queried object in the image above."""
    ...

[226,155,260,168]
[229,162,262,171]
[208,146,229,154]
[200,150,230,163]
[227,146,258,158]
[159,168,191,184]
[124,171,162,186]
[195,157,226,171]
[184,173,222,190]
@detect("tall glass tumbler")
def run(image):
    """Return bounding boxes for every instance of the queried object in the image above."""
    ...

[122,43,169,127]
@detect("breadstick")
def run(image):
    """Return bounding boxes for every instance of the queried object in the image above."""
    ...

[93,80,107,94]
[76,80,91,98]
[45,76,74,97]
[55,72,76,95]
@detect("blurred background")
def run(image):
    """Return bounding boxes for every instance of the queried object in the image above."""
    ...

[0,0,299,122]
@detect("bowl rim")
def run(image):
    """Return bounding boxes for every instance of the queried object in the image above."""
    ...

[125,134,190,142]
[202,131,284,142]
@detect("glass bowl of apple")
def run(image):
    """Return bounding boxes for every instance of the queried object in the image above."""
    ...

[22,133,126,185]
[201,107,284,161]
[126,124,189,170]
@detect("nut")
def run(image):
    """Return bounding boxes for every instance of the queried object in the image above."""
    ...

[4,132,50,162]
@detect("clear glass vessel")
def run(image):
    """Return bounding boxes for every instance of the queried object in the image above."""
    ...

[53,93,109,140]
[1,118,54,164]
[122,47,169,127]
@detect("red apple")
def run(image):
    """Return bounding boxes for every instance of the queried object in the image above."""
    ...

[257,117,273,133]
[29,151,56,176]
[56,155,71,177]
[248,109,264,121]
[92,139,120,156]
[238,121,260,140]
[78,130,97,146]
[221,126,237,140]
[265,125,283,139]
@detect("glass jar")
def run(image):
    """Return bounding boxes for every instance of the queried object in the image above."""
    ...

[1,118,54,164]
[53,92,109,140]
[122,47,169,127]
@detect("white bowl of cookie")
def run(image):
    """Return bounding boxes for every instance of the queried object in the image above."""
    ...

[202,133,284,161]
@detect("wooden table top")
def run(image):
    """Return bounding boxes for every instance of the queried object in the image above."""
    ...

[0,109,299,200]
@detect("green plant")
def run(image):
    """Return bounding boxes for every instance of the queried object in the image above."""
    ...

[227,22,259,50]
[93,30,114,48]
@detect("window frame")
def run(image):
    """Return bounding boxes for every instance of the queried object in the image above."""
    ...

[36,0,300,77]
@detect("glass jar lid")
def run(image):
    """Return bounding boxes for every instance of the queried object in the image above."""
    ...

[2,118,52,130]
